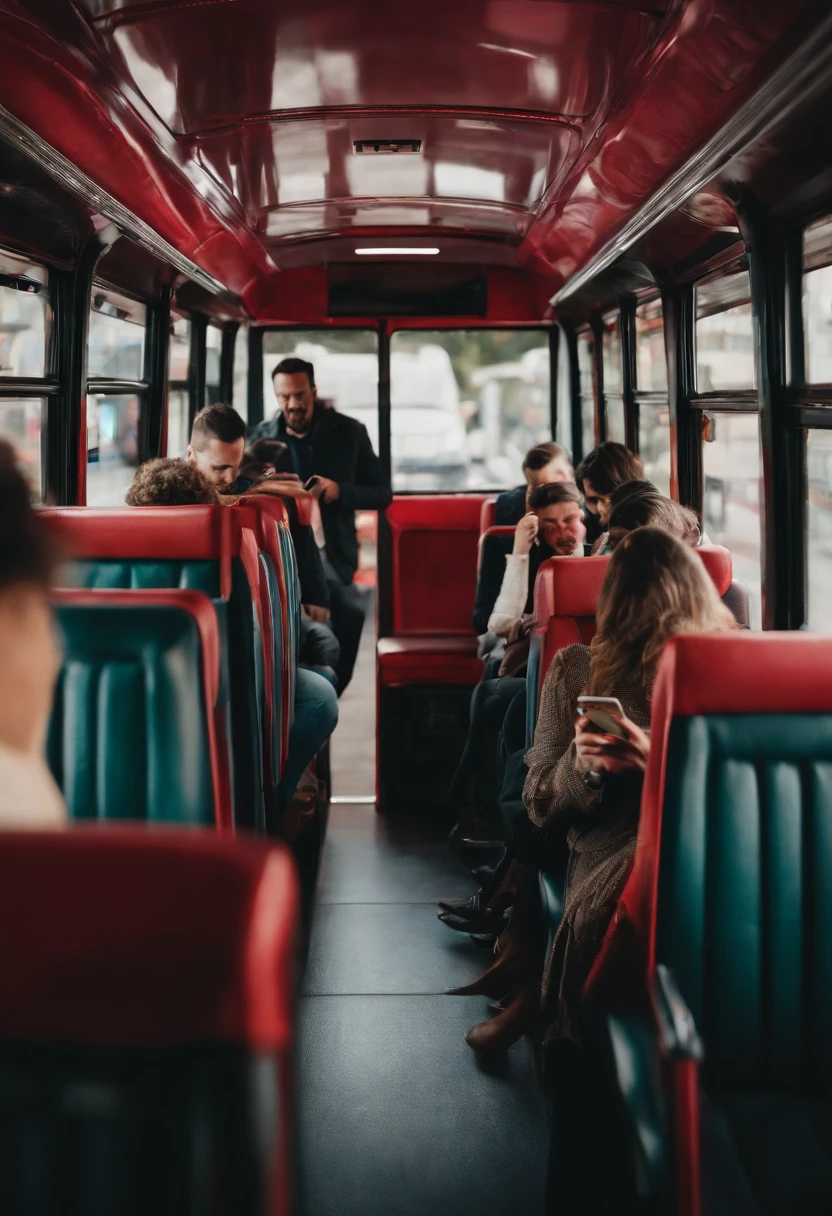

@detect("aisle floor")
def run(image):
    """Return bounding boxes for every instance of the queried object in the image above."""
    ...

[296,595,549,1215]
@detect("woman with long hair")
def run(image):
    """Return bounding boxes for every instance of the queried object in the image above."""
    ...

[453,527,735,1053]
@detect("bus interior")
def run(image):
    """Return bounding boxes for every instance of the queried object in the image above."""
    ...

[0,1,832,1213]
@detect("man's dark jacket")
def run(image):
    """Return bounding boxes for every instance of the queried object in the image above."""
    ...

[248,407,392,584]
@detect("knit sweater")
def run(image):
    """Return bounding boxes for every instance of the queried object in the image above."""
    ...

[523,643,651,1044]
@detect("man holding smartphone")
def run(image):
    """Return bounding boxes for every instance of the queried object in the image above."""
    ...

[248,356,392,693]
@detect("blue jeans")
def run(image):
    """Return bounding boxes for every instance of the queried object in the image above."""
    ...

[278,666,339,811]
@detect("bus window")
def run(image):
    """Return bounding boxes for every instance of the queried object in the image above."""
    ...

[167,314,190,458]
[206,325,222,405]
[86,393,140,506]
[602,314,625,444]
[638,401,671,496]
[389,329,550,491]
[0,399,43,500]
[577,328,595,456]
[806,429,832,631]
[233,325,248,420]
[88,288,145,380]
[695,271,755,392]
[702,412,762,628]
[802,216,832,384]
[0,253,48,379]
[635,298,668,392]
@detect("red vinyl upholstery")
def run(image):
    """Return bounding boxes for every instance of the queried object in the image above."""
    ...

[479,497,498,534]
[386,495,487,634]
[0,826,298,1046]
[532,544,734,692]
[292,494,315,527]
[51,587,233,833]
[376,636,483,687]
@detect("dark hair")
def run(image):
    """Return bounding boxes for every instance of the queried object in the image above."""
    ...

[575,442,645,496]
[125,458,221,506]
[190,404,246,450]
[606,481,700,549]
[0,441,58,587]
[523,441,572,473]
[528,481,582,510]
[246,438,292,473]
[271,357,315,388]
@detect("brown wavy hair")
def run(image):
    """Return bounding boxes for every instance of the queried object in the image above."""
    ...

[586,526,736,697]
[125,458,221,506]
[605,481,701,550]
[0,440,58,587]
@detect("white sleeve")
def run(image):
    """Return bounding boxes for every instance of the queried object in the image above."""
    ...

[487,554,530,637]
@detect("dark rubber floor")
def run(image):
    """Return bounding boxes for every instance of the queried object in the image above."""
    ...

[297,604,549,1215]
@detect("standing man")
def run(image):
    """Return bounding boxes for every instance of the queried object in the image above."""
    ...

[248,357,392,693]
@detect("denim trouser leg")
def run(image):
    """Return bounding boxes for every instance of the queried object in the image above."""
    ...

[278,666,339,811]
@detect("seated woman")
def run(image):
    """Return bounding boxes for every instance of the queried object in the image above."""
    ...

[596,480,701,553]
[449,528,736,1055]
[125,457,220,505]
[448,483,585,848]
[574,442,645,548]
[0,442,65,827]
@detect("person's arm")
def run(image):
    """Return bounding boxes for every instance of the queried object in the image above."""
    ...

[319,423,392,511]
[472,542,504,634]
[294,523,330,611]
[523,647,603,829]
[487,554,530,638]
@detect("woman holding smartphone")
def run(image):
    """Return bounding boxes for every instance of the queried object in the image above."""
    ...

[453,527,734,1055]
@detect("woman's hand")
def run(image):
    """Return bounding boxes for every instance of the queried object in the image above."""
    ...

[575,714,651,775]
[513,512,539,556]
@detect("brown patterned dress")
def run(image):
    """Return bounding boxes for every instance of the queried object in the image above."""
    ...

[523,643,650,1044]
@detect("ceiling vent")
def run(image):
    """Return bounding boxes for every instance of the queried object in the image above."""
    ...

[353,139,422,155]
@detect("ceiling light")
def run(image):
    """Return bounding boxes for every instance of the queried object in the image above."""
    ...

[355,247,440,256]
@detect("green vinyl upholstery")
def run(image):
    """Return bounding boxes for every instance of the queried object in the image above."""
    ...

[73,558,221,596]
[49,602,215,824]
[657,713,832,1091]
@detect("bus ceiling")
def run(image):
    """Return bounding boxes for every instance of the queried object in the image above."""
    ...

[0,2,829,320]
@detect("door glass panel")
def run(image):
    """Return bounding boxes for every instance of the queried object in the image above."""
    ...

[702,412,762,628]
[602,315,622,395]
[88,288,146,379]
[577,329,594,398]
[0,252,49,378]
[806,429,832,631]
[0,398,43,500]
[635,298,667,391]
[169,314,190,381]
[206,325,222,404]
[803,218,832,384]
[605,396,626,443]
[695,272,755,392]
[555,327,572,456]
[233,325,248,420]
[638,400,671,497]
[581,398,595,458]
[86,393,141,505]
[389,329,550,491]
[166,389,190,459]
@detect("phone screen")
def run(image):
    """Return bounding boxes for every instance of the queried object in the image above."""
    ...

[303,476,319,491]
[576,697,626,739]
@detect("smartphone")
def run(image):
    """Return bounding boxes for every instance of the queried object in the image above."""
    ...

[576,696,626,738]
[303,475,320,491]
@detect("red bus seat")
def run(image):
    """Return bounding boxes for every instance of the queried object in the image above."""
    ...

[377,495,489,811]
[50,588,233,831]
[479,496,498,534]
[42,507,271,830]
[588,634,832,1216]
[0,826,298,1215]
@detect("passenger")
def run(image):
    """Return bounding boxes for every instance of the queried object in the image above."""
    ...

[520,528,736,1049]
[449,482,585,848]
[494,441,574,526]
[132,428,340,817]
[248,357,393,693]
[0,442,65,827]
[574,442,645,548]
[236,437,292,485]
[597,480,702,553]
[125,457,220,505]
[488,481,585,639]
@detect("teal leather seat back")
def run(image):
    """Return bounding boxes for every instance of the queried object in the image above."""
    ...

[49,601,215,825]
[73,558,221,597]
[624,634,832,1096]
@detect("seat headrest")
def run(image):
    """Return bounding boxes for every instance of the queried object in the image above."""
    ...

[387,495,485,533]
[41,506,233,560]
[695,543,732,596]
[657,633,832,716]
[534,556,610,622]
[0,827,298,1049]
[479,497,498,534]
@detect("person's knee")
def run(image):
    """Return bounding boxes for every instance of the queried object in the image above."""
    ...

[294,668,339,747]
